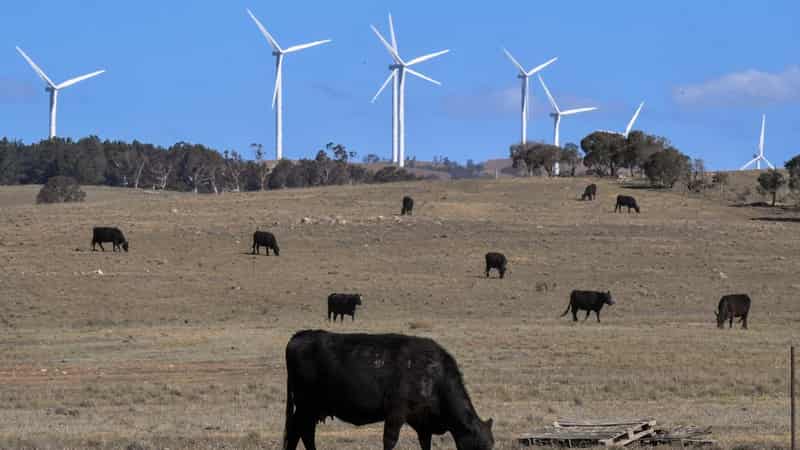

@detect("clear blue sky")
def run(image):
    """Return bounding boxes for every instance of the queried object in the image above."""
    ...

[1,1,799,169]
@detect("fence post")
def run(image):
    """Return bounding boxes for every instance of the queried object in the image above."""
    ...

[791,345,796,450]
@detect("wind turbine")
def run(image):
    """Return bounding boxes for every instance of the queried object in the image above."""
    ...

[16,47,105,140]
[538,74,597,175]
[246,9,331,161]
[596,101,644,138]
[502,49,557,145]
[370,14,449,168]
[740,114,774,170]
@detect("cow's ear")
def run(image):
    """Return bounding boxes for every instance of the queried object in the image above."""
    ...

[485,418,493,430]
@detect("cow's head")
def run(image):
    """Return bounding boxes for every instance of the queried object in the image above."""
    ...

[604,291,615,305]
[272,244,280,256]
[122,241,129,252]
[715,310,726,328]
[355,294,362,305]
[457,417,494,450]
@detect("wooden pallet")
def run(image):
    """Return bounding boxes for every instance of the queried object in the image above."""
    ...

[519,418,657,447]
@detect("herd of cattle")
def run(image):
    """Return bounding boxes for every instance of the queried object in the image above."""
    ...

[86,183,755,450]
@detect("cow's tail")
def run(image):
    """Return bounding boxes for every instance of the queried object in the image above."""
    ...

[282,367,294,449]
[560,300,572,317]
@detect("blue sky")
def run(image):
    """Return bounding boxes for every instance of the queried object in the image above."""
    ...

[1,1,799,169]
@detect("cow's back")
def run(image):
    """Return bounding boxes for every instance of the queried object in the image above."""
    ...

[719,294,751,313]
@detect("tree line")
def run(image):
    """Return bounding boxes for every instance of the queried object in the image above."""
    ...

[0,137,417,193]
[510,130,694,188]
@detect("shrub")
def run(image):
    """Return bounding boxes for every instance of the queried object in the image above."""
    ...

[36,176,86,204]
[643,148,690,188]
[756,170,786,206]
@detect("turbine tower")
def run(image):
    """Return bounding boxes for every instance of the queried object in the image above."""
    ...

[16,47,105,140]
[740,114,774,170]
[502,49,557,145]
[538,75,597,175]
[371,14,449,168]
[247,9,331,161]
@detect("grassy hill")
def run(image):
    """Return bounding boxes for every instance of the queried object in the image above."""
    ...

[0,177,797,449]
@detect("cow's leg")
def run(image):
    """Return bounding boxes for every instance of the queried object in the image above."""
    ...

[499,269,505,279]
[729,315,733,328]
[583,310,590,321]
[98,242,105,252]
[283,411,302,450]
[572,307,578,322]
[351,312,355,321]
[252,243,257,254]
[742,314,748,329]
[383,415,404,450]
[485,266,490,277]
[416,430,432,450]
[296,411,317,450]
[595,310,601,322]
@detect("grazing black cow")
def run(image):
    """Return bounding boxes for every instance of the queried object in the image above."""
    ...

[327,293,362,322]
[614,195,640,213]
[252,231,280,256]
[484,252,507,279]
[283,330,494,450]
[561,290,615,322]
[716,294,751,329]
[401,196,414,216]
[581,183,597,201]
[91,227,128,252]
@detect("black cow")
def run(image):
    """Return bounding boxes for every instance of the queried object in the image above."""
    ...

[561,290,615,322]
[485,252,507,279]
[401,196,414,216]
[716,294,751,329]
[328,293,362,322]
[614,195,640,213]
[252,231,280,256]
[283,330,494,450]
[581,183,597,201]
[91,227,128,252]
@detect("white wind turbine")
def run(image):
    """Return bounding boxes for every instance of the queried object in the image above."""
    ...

[502,49,557,145]
[741,114,773,170]
[247,9,331,161]
[16,47,105,140]
[538,74,598,175]
[598,101,645,138]
[370,14,449,168]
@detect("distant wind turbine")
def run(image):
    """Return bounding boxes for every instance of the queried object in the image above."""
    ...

[247,9,331,160]
[538,74,597,175]
[371,14,449,167]
[740,114,774,170]
[16,46,105,139]
[595,102,644,137]
[502,49,557,145]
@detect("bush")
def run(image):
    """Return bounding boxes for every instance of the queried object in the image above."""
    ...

[37,176,86,204]
[643,148,690,188]
[756,170,786,206]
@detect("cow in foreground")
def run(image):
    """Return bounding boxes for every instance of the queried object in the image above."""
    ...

[328,293,362,322]
[401,196,414,216]
[283,330,494,450]
[561,290,615,322]
[581,183,597,201]
[614,195,640,213]
[91,227,128,252]
[252,231,280,256]
[716,294,751,329]
[484,252,507,279]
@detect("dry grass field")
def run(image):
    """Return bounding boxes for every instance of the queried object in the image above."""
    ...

[0,175,798,449]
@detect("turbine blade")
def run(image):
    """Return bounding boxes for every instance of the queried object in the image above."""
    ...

[502,48,526,74]
[406,49,449,67]
[525,57,558,77]
[56,70,105,89]
[388,13,398,53]
[272,56,283,109]
[16,46,56,88]
[762,157,774,169]
[759,114,766,155]
[406,68,441,85]
[624,101,645,136]
[371,25,403,64]
[246,9,282,52]
[740,157,759,170]
[538,75,559,113]
[284,39,332,53]
[561,107,598,115]
[371,71,395,103]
